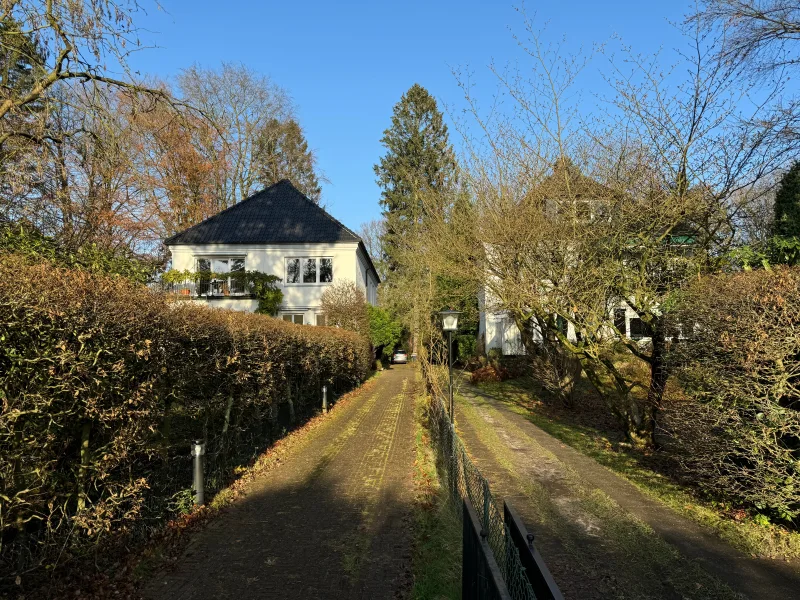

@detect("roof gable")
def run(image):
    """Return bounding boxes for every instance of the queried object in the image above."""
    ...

[164,180,361,246]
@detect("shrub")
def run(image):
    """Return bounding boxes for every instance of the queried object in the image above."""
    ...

[320,279,369,337]
[470,365,511,384]
[368,304,403,361]
[454,334,477,363]
[668,266,800,521]
[0,219,158,283]
[0,253,371,591]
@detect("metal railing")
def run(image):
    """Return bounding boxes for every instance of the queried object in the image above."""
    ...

[150,277,250,298]
[428,393,563,600]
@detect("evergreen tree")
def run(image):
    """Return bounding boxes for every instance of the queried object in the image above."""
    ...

[374,84,456,272]
[255,117,323,203]
[772,161,800,239]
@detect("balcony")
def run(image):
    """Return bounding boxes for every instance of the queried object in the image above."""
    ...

[152,276,253,299]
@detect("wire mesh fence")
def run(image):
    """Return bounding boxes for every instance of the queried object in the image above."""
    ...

[427,392,539,600]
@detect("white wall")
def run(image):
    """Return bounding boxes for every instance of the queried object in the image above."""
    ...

[169,242,378,322]
[356,245,380,305]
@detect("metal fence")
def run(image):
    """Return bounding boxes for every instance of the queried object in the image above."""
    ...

[428,394,563,600]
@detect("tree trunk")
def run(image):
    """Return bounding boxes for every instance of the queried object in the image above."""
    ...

[582,358,655,448]
[645,325,669,445]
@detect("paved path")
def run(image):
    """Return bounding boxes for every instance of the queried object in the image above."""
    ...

[455,381,800,600]
[144,366,416,600]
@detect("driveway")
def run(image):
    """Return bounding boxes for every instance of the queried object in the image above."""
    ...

[143,366,416,600]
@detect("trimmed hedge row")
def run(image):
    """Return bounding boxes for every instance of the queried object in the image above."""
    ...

[667,266,800,522]
[0,253,372,589]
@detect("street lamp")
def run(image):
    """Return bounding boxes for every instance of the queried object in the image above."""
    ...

[439,309,461,423]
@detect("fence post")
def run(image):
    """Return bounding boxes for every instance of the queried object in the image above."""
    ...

[191,439,206,506]
[504,500,564,600]
[322,385,328,414]
[483,481,491,531]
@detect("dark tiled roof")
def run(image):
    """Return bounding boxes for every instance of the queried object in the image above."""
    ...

[164,180,361,246]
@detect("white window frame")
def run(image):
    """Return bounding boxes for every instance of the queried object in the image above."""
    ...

[285,257,333,285]
[194,255,246,273]
[282,313,305,325]
[193,255,247,296]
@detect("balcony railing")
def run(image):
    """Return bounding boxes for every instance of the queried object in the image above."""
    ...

[151,277,252,298]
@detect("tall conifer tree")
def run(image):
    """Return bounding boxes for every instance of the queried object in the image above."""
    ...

[374,84,456,273]
[772,161,800,239]
[255,118,323,203]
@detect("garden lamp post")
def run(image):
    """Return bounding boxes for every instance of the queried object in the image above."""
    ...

[439,309,461,423]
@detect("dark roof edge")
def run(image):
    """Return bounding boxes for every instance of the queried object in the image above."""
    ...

[165,180,361,246]
[357,240,381,283]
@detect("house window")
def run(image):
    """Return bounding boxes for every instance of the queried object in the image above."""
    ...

[286,258,300,283]
[194,256,246,296]
[285,257,333,284]
[316,313,327,326]
[320,258,333,282]
[629,317,652,340]
[614,308,626,336]
[195,257,245,273]
[282,314,304,325]
[303,258,317,283]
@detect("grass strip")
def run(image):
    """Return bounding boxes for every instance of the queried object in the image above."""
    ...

[411,390,462,600]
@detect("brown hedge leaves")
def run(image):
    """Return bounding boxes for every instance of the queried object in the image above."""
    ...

[0,253,371,587]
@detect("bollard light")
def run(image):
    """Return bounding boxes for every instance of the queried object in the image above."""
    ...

[322,385,328,414]
[191,439,206,506]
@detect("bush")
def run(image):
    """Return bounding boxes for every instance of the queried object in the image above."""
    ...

[470,365,511,384]
[1,219,158,283]
[454,334,477,363]
[320,279,369,337]
[0,253,372,590]
[368,304,403,361]
[668,266,800,521]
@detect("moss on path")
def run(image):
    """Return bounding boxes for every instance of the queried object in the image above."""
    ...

[455,382,800,600]
[142,366,417,600]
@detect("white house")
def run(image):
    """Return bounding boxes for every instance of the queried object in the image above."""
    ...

[164,180,380,325]
[478,160,663,355]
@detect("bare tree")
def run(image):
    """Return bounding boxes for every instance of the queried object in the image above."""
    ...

[691,1,800,76]
[320,279,369,337]
[177,63,294,209]
[357,217,386,279]
[0,1,177,148]
[441,13,795,445]
[691,2,800,139]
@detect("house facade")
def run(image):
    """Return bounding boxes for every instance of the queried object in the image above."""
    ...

[164,180,380,324]
[478,160,671,355]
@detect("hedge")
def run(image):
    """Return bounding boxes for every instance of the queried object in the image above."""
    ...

[0,253,372,590]
[666,266,800,522]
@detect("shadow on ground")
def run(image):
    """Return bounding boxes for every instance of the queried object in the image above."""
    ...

[143,366,416,600]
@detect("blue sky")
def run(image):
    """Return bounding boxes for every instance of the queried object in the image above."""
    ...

[128,1,693,231]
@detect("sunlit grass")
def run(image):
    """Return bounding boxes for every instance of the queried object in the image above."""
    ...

[477,378,800,561]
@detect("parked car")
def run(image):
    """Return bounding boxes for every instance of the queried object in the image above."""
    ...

[392,350,408,364]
